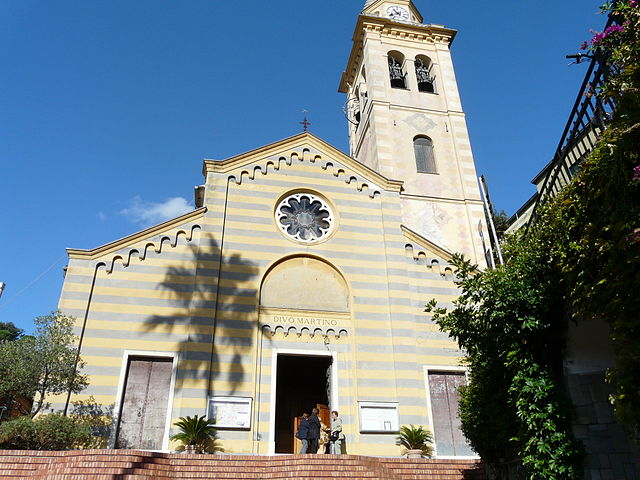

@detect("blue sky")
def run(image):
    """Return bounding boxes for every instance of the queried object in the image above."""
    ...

[0,0,604,332]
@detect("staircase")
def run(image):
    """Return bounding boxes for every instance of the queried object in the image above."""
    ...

[0,450,485,479]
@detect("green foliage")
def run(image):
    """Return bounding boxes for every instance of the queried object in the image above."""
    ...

[170,415,222,453]
[0,414,93,450]
[492,209,510,241]
[427,2,640,476]
[0,322,23,342]
[69,396,115,448]
[395,425,434,457]
[0,312,88,417]
[571,0,640,436]
[427,244,583,479]
[456,361,519,464]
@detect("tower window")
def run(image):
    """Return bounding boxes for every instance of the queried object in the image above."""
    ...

[387,52,407,89]
[415,56,436,93]
[414,136,436,173]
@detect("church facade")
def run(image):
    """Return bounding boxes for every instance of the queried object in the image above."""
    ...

[56,0,487,457]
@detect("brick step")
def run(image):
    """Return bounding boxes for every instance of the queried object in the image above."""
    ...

[1,470,44,477]
[385,465,484,471]
[41,465,381,475]
[32,473,386,480]
[39,476,166,480]
[44,461,382,470]
[42,456,382,465]
[264,477,383,480]
[0,450,486,480]
[0,457,52,463]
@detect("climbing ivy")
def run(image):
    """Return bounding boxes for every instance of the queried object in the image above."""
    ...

[427,1,639,477]
[569,0,640,438]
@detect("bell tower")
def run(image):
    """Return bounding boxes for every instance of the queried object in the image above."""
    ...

[339,0,488,265]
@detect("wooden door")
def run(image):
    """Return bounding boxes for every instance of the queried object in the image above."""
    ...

[428,372,473,456]
[317,403,330,426]
[293,416,302,453]
[317,404,330,453]
[116,357,173,450]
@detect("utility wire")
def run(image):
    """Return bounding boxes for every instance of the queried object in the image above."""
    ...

[0,255,66,311]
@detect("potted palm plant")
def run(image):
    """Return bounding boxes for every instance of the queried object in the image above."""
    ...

[170,415,221,454]
[395,424,434,458]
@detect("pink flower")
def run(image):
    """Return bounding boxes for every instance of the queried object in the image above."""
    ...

[580,41,589,50]
[626,228,640,244]
[631,0,638,8]
[590,24,624,45]
[591,31,606,45]
[604,24,624,35]
[633,164,640,181]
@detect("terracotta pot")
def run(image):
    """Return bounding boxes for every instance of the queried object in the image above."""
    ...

[406,449,423,459]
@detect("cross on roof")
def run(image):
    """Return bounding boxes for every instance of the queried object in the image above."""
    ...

[300,110,311,132]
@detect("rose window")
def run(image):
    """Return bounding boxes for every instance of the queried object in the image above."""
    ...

[276,193,334,243]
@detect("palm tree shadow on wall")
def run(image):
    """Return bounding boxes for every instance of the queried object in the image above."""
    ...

[140,234,270,409]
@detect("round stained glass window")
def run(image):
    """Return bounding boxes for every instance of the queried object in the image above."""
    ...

[276,193,334,243]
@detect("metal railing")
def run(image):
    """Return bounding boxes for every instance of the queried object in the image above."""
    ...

[527,12,617,226]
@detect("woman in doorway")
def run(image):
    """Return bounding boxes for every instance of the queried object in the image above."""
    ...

[295,412,310,454]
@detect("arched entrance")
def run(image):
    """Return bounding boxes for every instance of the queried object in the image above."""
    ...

[259,256,350,453]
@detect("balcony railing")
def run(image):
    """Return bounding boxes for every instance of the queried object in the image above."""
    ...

[527,12,618,227]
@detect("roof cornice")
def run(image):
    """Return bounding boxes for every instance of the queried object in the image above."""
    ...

[67,207,207,260]
[401,224,455,262]
[339,15,457,93]
[203,132,404,193]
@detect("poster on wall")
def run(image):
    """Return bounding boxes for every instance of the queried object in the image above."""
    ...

[207,396,252,430]
[358,401,399,433]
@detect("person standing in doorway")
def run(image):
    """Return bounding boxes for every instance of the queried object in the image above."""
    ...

[330,410,344,454]
[307,407,321,453]
[295,412,310,454]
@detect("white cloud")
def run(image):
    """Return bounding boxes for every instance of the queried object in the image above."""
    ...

[96,212,107,221]
[119,196,193,226]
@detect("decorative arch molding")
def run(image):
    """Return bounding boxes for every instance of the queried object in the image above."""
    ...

[67,208,206,274]
[401,225,455,277]
[203,133,401,199]
[261,323,349,340]
[100,225,202,274]
[226,149,383,199]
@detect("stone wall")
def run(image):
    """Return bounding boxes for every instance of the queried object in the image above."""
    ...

[567,371,639,480]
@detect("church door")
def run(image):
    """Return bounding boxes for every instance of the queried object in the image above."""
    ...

[428,371,473,456]
[275,355,332,453]
[115,356,173,449]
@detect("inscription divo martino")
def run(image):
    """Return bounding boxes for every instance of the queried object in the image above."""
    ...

[272,315,339,327]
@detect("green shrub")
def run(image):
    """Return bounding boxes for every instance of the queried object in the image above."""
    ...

[170,415,222,453]
[395,424,434,457]
[69,396,114,448]
[0,414,93,450]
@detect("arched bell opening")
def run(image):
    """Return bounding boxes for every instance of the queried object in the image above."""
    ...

[415,55,436,93]
[388,50,408,89]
